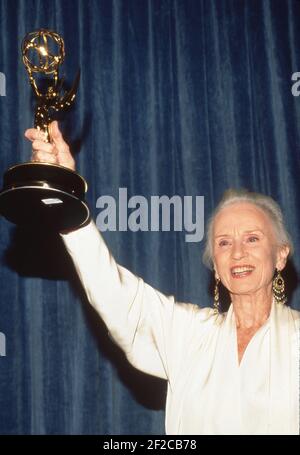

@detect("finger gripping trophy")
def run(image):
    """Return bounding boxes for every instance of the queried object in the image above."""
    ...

[0,29,89,231]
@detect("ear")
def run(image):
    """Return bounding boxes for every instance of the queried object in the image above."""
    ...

[275,245,290,271]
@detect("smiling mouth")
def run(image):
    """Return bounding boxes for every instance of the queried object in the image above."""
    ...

[230,265,255,278]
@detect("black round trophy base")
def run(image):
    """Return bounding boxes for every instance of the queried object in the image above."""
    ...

[0,162,90,232]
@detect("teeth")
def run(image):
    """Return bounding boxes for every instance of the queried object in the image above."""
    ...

[231,266,254,274]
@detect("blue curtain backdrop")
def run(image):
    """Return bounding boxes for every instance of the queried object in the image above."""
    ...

[0,0,300,435]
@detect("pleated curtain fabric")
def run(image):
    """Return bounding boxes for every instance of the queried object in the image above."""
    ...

[0,0,299,435]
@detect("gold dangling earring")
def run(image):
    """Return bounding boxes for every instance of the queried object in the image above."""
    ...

[214,277,220,314]
[272,269,287,305]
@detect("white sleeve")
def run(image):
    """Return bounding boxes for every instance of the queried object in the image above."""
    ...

[61,221,213,381]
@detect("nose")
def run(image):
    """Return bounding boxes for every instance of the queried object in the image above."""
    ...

[231,240,247,260]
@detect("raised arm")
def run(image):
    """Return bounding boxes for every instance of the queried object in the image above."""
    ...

[25,122,214,382]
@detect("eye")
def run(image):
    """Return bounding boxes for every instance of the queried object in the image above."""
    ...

[219,239,230,247]
[247,236,259,243]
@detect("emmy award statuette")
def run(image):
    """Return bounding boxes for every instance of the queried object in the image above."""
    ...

[0,29,89,231]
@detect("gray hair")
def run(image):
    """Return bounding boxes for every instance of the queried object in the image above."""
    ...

[203,188,294,269]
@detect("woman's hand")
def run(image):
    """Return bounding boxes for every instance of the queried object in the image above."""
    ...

[24,120,76,171]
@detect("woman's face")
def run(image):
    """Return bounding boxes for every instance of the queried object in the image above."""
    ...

[212,202,289,297]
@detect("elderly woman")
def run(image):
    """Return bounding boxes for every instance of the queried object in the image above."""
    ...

[25,122,300,435]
